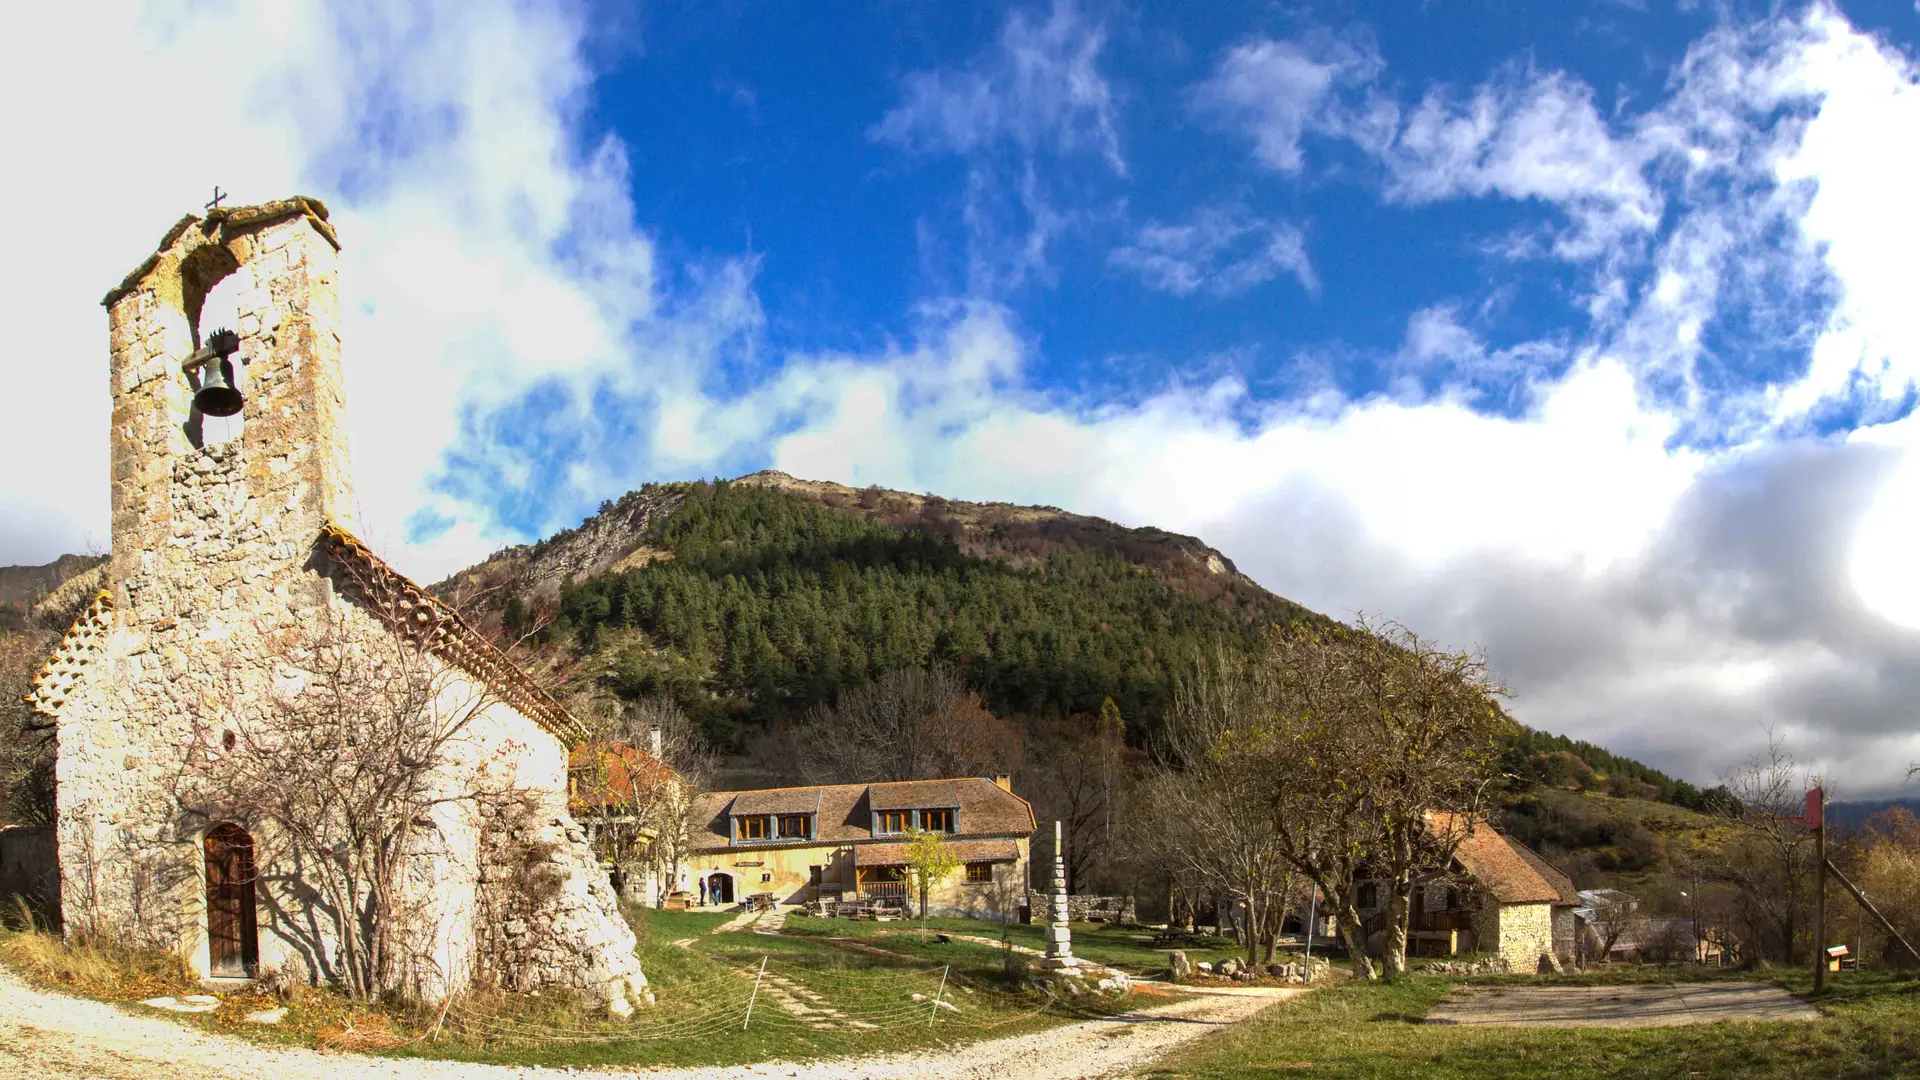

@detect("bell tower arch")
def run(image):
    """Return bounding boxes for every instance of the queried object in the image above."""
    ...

[100,197,356,629]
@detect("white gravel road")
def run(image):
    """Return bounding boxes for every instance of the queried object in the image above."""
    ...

[0,964,1297,1080]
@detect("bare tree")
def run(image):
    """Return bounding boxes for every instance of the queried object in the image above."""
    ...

[0,632,58,828]
[791,665,1020,784]
[1022,708,1132,894]
[1146,645,1303,968]
[169,574,527,1001]
[1715,730,1816,965]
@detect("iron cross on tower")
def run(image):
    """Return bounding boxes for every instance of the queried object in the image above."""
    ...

[206,186,227,213]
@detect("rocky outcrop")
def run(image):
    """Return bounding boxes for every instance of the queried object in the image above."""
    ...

[478,797,650,1016]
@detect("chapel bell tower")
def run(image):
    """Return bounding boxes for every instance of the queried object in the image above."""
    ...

[100,196,356,628]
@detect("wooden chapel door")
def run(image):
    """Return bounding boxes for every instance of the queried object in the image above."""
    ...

[204,823,260,977]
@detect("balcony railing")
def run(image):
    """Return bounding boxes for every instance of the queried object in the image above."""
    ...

[860,880,909,900]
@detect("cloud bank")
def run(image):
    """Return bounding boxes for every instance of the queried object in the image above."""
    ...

[1,2,1917,795]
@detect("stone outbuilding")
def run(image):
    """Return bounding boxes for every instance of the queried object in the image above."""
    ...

[1354,812,1578,971]
[27,198,648,1011]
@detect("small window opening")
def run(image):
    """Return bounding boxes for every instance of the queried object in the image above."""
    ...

[221,730,237,751]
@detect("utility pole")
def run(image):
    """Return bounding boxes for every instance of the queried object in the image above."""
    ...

[1810,785,1826,994]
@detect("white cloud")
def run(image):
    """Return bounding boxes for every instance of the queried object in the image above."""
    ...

[871,0,1123,173]
[1379,69,1661,260]
[870,0,1123,295]
[1191,32,1384,173]
[1109,207,1318,297]
[4,1,1919,798]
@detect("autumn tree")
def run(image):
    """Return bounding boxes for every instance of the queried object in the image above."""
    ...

[572,694,714,903]
[1276,618,1508,978]
[1152,620,1507,980]
[903,827,960,941]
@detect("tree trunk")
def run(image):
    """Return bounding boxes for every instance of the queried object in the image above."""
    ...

[1381,884,1411,977]
[1338,902,1377,981]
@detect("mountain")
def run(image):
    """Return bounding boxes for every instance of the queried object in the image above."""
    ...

[0,554,106,631]
[437,472,1320,744]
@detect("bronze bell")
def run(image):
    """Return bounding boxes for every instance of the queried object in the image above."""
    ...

[192,328,244,417]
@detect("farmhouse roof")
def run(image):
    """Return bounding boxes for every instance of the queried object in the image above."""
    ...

[689,777,1036,852]
[857,839,1021,865]
[1427,811,1577,906]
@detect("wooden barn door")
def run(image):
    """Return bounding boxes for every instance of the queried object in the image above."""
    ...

[204,823,259,977]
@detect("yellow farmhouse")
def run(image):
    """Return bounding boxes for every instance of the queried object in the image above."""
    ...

[686,777,1036,919]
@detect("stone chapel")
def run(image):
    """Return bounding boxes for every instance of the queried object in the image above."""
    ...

[27,197,650,1012]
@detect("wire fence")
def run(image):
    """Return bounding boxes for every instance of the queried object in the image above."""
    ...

[431,954,1065,1047]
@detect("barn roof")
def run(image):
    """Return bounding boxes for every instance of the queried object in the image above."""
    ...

[1427,811,1577,906]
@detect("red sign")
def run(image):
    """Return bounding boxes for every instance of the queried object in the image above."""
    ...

[1805,786,1824,830]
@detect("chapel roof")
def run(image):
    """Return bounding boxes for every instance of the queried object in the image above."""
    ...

[317,522,587,743]
[24,589,113,717]
[27,524,589,746]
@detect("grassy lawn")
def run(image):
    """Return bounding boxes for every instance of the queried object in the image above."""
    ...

[778,911,1297,976]
[1,906,1137,1070]
[1143,969,1920,1080]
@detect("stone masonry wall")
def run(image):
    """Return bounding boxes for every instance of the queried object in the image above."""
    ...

[1493,902,1555,972]
[50,200,645,1008]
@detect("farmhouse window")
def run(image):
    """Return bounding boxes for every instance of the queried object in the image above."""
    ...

[1358,882,1378,910]
[877,810,912,834]
[778,814,812,839]
[919,808,955,833]
[965,861,994,883]
[738,815,771,840]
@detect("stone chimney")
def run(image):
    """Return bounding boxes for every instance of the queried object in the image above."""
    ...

[100,198,353,629]
[649,726,663,759]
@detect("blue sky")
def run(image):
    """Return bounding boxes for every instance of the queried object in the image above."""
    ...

[4,0,1920,794]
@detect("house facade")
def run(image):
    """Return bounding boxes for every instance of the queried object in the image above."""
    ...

[28,199,646,1012]
[1354,812,1578,971]
[687,776,1035,918]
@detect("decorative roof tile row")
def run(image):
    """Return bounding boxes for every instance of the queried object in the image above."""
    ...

[26,590,113,717]
[319,522,588,744]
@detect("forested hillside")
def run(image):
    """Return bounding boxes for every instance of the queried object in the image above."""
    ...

[451,476,1320,744]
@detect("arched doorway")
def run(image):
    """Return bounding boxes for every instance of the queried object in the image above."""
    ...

[707,872,735,906]
[204,823,259,977]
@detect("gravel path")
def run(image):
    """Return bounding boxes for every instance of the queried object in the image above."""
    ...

[0,963,1297,1080]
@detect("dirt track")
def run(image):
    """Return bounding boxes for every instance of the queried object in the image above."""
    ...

[0,963,1297,1080]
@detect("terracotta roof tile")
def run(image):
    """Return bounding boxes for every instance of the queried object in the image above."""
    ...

[1427,811,1569,906]
[319,523,587,744]
[25,590,113,717]
[869,779,961,810]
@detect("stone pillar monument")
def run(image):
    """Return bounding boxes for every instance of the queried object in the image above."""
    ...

[1042,820,1078,969]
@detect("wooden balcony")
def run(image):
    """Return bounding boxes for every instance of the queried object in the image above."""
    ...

[860,880,909,900]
